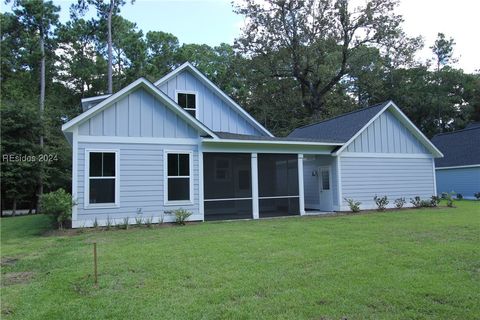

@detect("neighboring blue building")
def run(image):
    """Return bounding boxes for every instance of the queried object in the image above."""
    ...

[432,124,480,199]
[62,62,443,228]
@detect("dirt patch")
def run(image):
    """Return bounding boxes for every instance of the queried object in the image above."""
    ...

[1,272,34,286]
[0,257,19,267]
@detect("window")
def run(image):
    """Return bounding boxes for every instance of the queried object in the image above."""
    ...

[177,92,196,117]
[87,151,118,206]
[166,152,192,203]
[321,169,330,190]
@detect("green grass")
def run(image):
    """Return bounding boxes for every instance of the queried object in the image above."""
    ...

[1,202,479,319]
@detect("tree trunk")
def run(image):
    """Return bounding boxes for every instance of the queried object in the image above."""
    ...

[37,27,45,212]
[107,0,114,94]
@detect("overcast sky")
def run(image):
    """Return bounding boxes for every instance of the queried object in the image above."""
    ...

[3,0,479,73]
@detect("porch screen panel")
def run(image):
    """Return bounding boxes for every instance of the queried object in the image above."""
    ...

[203,153,252,220]
[258,154,299,217]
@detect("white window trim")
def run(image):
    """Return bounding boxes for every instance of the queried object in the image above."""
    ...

[175,90,198,118]
[164,150,194,206]
[84,149,120,209]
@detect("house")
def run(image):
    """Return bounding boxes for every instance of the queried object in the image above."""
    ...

[431,123,480,199]
[62,62,443,228]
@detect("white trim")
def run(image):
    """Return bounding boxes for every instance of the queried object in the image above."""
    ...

[84,149,120,209]
[204,197,253,202]
[298,154,305,215]
[339,152,433,159]
[62,78,218,139]
[435,164,480,170]
[251,153,259,219]
[336,156,343,209]
[154,62,274,137]
[432,158,438,196]
[72,127,78,222]
[333,101,444,158]
[175,89,198,118]
[77,135,199,145]
[258,195,300,200]
[202,137,342,147]
[198,144,204,219]
[163,150,194,206]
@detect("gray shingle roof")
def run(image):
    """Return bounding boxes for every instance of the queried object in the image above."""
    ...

[287,101,390,142]
[431,126,480,167]
[213,131,342,144]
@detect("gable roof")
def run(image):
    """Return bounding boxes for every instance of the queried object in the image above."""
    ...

[289,100,443,157]
[431,126,480,168]
[289,101,389,143]
[62,77,218,138]
[154,62,274,137]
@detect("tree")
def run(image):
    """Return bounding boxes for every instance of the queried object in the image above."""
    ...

[8,0,60,207]
[72,0,133,93]
[430,32,457,71]
[145,31,180,81]
[234,0,409,116]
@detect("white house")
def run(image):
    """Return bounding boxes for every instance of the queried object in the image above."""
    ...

[62,62,443,227]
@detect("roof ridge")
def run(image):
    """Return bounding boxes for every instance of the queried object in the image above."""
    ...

[292,101,390,132]
[432,126,480,137]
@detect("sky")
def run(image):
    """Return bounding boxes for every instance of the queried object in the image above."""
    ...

[2,0,479,73]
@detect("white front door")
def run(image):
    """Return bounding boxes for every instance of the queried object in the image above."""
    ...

[318,166,333,211]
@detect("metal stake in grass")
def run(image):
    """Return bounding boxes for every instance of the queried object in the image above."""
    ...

[93,242,98,287]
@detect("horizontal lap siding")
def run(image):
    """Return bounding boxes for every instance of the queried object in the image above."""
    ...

[436,167,480,199]
[76,142,199,223]
[340,157,435,209]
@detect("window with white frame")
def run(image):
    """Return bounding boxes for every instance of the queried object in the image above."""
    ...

[166,152,192,203]
[177,92,196,117]
[87,151,118,205]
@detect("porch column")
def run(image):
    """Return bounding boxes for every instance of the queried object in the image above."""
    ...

[251,153,259,219]
[198,144,204,220]
[298,154,305,215]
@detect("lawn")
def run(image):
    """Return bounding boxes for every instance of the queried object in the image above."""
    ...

[1,202,479,320]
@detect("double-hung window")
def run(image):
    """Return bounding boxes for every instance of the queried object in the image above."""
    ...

[86,151,118,207]
[176,91,196,117]
[165,152,192,204]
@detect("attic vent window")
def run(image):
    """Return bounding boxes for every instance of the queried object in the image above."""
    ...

[177,92,196,117]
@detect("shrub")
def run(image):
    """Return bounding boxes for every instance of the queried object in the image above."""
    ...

[174,209,192,225]
[144,216,153,228]
[135,216,143,226]
[475,192,480,200]
[410,196,422,208]
[430,196,441,207]
[40,189,73,229]
[441,192,449,199]
[374,195,389,211]
[444,192,455,207]
[394,198,406,209]
[344,198,361,212]
[93,218,99,229]
[420,200,432,207]
[121,217,130,230]
[456,193,463,200]
[106,216,113,230]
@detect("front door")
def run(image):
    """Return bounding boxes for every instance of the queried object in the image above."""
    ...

[318,166,333,211]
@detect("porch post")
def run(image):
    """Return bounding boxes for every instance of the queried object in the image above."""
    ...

[251,153,259,219]
[298,154,305,215]
[198,143,204,220]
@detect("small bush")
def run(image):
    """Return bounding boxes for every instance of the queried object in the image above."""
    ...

[144,216,153,228]
[374,195,389,211]
[475,192,480,200]
[40,189,73,229]
[394,198,406,209]
[93,218,99,229]
[106,216,113,230]
[344,198,361,212]
[441,192,449,199]
[456,193,463,200]
[174,209,192,225]
[420,200,432,207]
[121,217,129,230]
[430,196,441,207]
[410,196,422,208]
[444,192,455,207]
[135,216,143,226]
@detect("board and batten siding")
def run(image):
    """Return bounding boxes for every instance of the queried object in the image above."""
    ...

[346,110,429,154]
[75,142,200,227]
[340,157,435,210]
[436,167,480,199]
[78,88,199,139]
[157,70,264,136]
